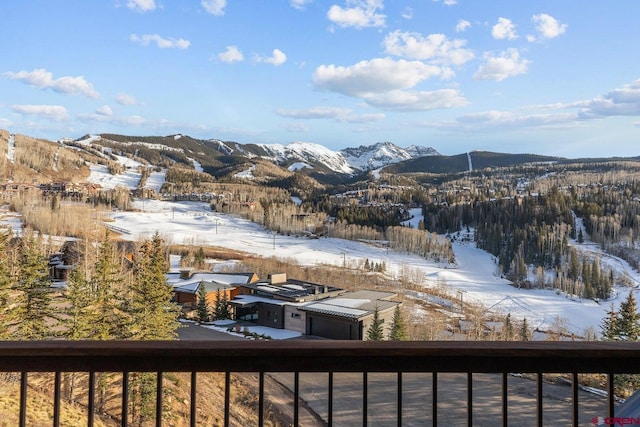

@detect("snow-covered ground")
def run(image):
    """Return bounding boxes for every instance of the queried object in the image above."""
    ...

[6,133,15,163]
[144,168,166,192]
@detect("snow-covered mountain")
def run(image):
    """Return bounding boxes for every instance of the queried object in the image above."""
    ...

[257,142,355,175]
[256,141,440,174]
[341,141,440,171]
[72,133,441,179]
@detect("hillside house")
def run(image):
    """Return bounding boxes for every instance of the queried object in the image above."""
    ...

[299,290,400,340]
[231,273,345,329]
[168,270,259,310]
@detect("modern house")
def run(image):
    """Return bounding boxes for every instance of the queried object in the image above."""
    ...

[230,273,345,328]
[229,274,401,340]
[299,289,400,340]
[168,270,259,310]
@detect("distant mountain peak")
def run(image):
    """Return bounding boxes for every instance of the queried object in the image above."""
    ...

[340,141,440,171]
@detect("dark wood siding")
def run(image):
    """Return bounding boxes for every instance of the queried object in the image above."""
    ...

[307,313,361,340]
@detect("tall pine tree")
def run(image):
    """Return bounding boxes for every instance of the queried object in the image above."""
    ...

[127,232,180,340]
[617,291,640,341]
[389,305,408,341]
[0,230,15,339]
[600,304,619,341]
[367,306,384,341]
[87,229,129,340]
[197,284,210,322]
[9,229,56,339]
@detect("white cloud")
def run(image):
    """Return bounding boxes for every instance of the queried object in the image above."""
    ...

[290,0,312,10]
[201,0,226,16]
[78,112,147,126]
[492,17,518,40]
[313,57,465,111]
[428,79,640,132]
[327,0,386,29]
[218,46,244,63]
[455,19,471,33]
[12,104,69,121]
[383,30,474,66]
[532,13,567,40]
[4,68,100,99]
[453,110,575,128]
[276,106,385,123]
[364,89,468,111]
[313,57,445,97]
[473,49,530,81]
[0,118,12,128]
[257,49,287,66]
[577,79,640,119]
[401,7,413,20]
[116,93,138,106]
[130,34,190,49]
[276,106,353,119]
[432,0,457,5]
[96,105,113,116]
[127,0,156,13]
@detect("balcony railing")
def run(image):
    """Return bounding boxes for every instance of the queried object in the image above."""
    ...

[1,341,640,426]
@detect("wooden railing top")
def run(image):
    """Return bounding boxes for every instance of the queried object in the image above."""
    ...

[1,340,640,373]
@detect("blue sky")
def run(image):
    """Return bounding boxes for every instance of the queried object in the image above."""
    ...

[1,0,639,157]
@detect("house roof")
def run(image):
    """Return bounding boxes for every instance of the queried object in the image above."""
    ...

[173,280,234,295]
[240,278,344,302]
[229,295,293,307]
[167,272,256,287]
[299,292,400,320]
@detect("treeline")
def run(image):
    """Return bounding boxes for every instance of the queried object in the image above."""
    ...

[574,183,640,271]
[0,228,179,341]
[424,189,614,298]
[330,204,407,228]
[0,228,180,425]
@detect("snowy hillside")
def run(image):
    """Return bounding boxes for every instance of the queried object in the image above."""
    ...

[258,141,355,175]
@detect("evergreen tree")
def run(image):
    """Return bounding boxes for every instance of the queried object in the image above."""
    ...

[600,304,619,341]
[127,232,180,340]
[64,267,93,340]
[197,284,210,322]
[214,288,230,320]
[503,313,514,340]
[600,293,640,396]
[0,230,14,339]
[389,305,408,341]
[194,247,206,270]
[125,233,180,426]
[367,306,384,341]
[520,318,530,341]
[9,229,56,339]
[617,291,640,341]
[87,229,129,340]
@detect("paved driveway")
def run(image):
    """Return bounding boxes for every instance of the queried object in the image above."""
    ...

[177,323,244,340]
